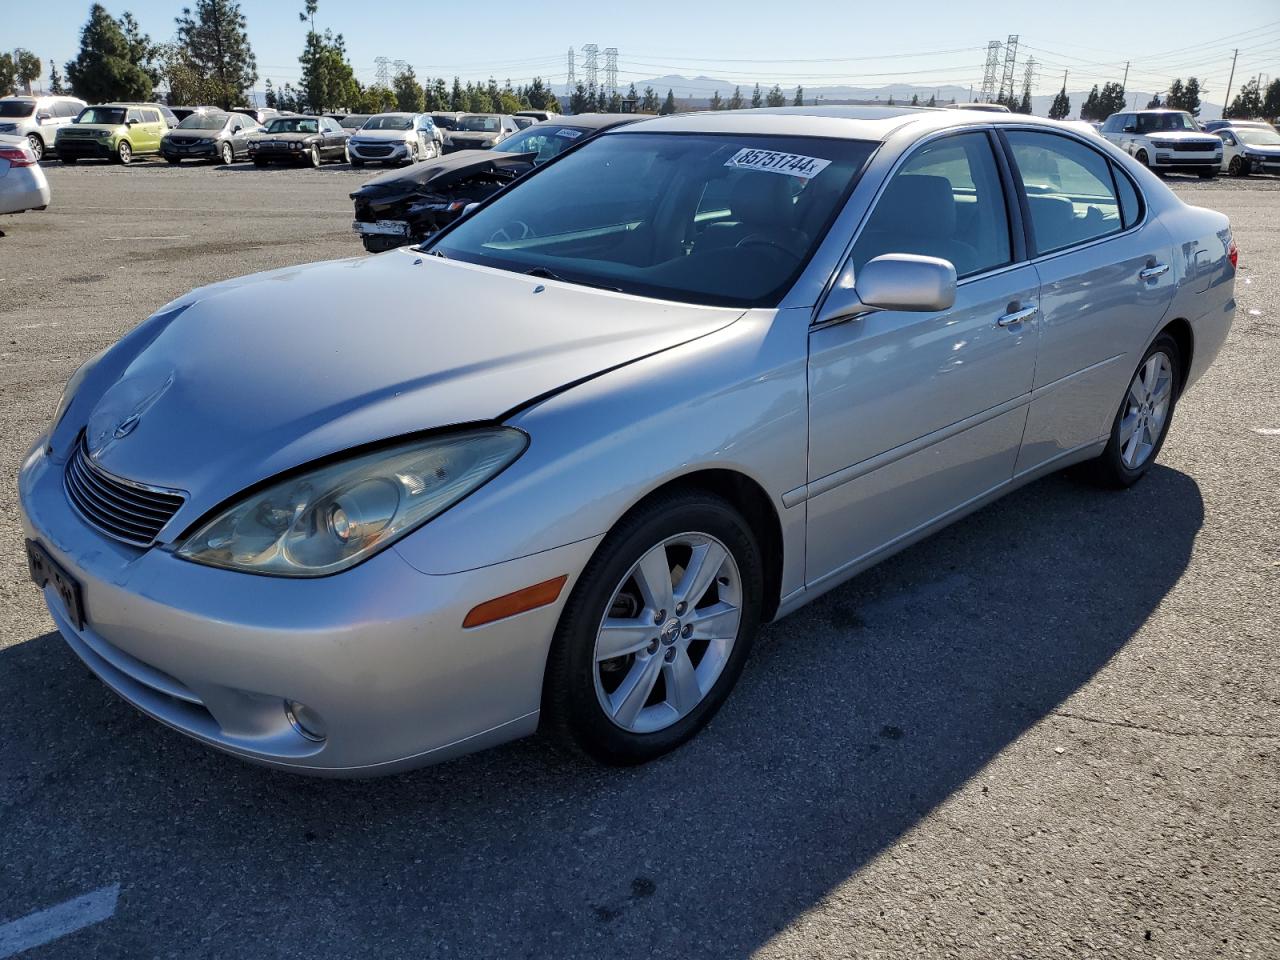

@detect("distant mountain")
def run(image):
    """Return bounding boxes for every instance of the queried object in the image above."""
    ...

[551,75,1224,121]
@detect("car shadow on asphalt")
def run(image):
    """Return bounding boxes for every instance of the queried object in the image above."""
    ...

[0,465,1203,957]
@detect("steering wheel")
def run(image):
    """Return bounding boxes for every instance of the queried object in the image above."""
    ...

[735,235,803,260]
[488,220,536,243]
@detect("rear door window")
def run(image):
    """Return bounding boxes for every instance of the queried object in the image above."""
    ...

[142,109,160,124]
[1004,131,1122,255]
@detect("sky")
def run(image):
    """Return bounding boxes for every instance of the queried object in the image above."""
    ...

[8,0,1280,104]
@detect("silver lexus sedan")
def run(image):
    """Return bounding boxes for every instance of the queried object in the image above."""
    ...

[20,107,1236,776]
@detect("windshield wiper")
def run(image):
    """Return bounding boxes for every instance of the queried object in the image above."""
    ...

[525,266,622,293]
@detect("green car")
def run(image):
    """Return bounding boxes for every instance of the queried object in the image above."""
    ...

[55,103,173,164]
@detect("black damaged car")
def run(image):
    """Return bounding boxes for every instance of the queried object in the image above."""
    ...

[349,114,636,253]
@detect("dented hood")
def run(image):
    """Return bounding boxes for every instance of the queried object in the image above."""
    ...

[80,250,743,511]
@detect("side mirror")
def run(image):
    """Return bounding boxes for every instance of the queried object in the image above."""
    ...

[1122,124,1136,133]
[36,111,52,122]
[817,254,956,324]
[126,119,137,126]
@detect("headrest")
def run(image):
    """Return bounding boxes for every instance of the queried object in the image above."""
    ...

[876,174,956,235]
[728,174,797,228]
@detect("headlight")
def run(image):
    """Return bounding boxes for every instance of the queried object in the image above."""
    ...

[52,347,109,427]
[97,130,112,138]
[177,428,527,576]
[291,142,302,150]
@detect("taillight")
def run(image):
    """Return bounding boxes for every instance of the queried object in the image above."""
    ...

[1228,238,1239,270]
[0,145,35,167]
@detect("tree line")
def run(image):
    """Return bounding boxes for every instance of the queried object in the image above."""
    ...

[7,5,1280,122]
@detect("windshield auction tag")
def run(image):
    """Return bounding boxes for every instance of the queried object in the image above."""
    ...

[724,147,831,179]
[554,128,583,139]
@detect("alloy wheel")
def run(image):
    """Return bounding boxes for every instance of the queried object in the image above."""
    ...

[118,141,132,164]
[26,134,43,162]
[1119,351,1173,469]
[310,145,320,167]
[593,532,742,734]
[1229,156,1244,176]
[221,142,233,165]
[343,143,350,163]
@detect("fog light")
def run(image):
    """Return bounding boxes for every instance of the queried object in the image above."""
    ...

[285,699,327,741]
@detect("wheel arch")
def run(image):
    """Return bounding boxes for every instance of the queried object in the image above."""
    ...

[1160,317,1194,393]
[615,468,786,623]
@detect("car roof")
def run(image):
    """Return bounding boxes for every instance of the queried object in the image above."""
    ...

[369,112,416,118]
[611,105,1076,142]
[547,113,636,130]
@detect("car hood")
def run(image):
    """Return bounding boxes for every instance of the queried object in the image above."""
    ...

[350,128,413,142]
[59,123,122,135]
[351,149,535,197]
[82,250,744,507]
[1242,143,1280,154]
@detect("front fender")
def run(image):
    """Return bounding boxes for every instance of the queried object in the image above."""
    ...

[394,307,811,600]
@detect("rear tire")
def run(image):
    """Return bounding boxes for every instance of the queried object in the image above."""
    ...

[1081,333,1181,489]
[542,489,763,765]
[61,155,77,165]
[165,156,181,165]
[350,157,364,168]
[253,157,268,167]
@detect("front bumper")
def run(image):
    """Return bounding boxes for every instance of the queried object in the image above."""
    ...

[56,138,115,160]
[250,145,306,162]
[1149,153,1221,171]
[162,140,220,159]
[19,439,599,776]
[350,140,411,162]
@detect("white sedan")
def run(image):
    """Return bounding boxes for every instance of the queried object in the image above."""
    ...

[1216,125,1280,177]
[0,134,50,228]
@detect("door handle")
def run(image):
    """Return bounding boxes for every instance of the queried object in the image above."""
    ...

[997,304,1038,327]
[1139,263,1170,281]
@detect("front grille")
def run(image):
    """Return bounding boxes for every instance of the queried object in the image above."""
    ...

[354,143,394,157]
[1173,141,1219,152]
[64,442,185,547]
[170,136,196,145]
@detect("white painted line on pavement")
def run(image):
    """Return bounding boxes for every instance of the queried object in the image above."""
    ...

[1254,428,1280,436]
[0,884,120,959]
[102,235,190,241]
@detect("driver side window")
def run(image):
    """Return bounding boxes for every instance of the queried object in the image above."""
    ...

[849,132,1011,280]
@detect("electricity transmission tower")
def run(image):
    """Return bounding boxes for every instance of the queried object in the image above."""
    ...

[998,34,1019,105]
[566,47,576,87]
[980,41,1002,102]
[1021,56,1037,108]
[582,43,599,92]
[604,47,618,95]
[374,56,390,87]
[393,59,408,79]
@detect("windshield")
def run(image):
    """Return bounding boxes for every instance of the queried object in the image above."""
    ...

[0,100,35,118]
[432,132,875,308]
[1237,128,1280,146]
[177,113,228,130]
[497,125,593,163]
[340,114,369,129]
[432,114,459,129]
[78,107,127,125]
[459,115,501,132]
[362,115,414,131]
[1137,113,1197,133]
[266,117,318,134]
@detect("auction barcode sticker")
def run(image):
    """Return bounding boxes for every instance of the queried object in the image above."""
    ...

[555,128,583,139]
[724,148,831,179]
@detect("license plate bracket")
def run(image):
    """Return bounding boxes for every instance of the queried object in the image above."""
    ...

[26,539,85,630]
[354,219,409,237]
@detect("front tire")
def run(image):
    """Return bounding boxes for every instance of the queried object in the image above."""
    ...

[220,142,234,165]
[543,489,763,765]
[26,134,44,162]
[114,141,132,165]
[1228,156,1246,177]
[308,144,321,168]
[350,156,364,168]
[1083,333,1181,488]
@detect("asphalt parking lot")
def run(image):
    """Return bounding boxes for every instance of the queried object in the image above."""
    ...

[1,159,1277,959]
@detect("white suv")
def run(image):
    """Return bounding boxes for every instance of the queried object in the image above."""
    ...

[1100,109,1222,179]
[0,95,88,162]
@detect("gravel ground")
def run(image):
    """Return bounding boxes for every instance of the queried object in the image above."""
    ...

[0,161,1277,959]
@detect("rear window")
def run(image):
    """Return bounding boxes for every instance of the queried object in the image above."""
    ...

[0,100,35,118]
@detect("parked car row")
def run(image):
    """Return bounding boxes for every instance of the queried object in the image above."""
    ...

[1100,108,1280,178]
